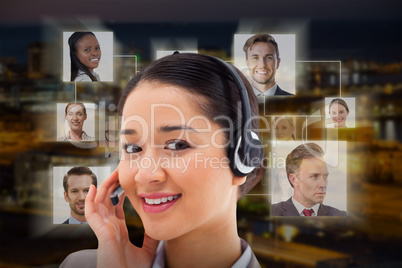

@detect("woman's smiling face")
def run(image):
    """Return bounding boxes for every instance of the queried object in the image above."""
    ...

[75,34,101,72]
[274,118,294,141]
[329,103,349,127]
[118,82,242,241]
[65,104,87,131]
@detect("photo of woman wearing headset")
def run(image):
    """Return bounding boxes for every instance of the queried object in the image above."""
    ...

[61,53,265,267]
[68,32,102,82]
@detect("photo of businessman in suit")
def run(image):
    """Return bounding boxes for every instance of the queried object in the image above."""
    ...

[243,34,294,96]
[271,142,347,216]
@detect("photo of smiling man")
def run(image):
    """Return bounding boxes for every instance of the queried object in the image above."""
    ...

[57,103,95,142]
[234,34,296,97]
[62,167,97,224]
[53,166,110,224]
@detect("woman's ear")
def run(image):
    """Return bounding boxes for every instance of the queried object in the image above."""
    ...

[232,175,247,186]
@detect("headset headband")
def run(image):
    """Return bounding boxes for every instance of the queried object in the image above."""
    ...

[204,55,264,177]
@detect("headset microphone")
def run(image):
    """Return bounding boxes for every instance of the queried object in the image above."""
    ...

[111,185,124,205]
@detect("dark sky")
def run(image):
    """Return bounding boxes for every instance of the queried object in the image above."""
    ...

[0,0,401,63]
[1,0,400,22]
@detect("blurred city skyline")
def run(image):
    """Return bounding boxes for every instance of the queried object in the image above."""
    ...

[0,1,401,267]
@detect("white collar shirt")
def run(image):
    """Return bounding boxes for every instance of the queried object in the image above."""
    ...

[292,196,320,216]
[253,83,277,96]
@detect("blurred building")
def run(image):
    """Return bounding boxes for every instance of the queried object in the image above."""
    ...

[28,42,46,79]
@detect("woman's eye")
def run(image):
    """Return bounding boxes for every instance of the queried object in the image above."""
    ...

[124,143,142,153]
[165,140,190,151]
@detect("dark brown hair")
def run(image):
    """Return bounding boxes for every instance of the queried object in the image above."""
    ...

[243,33,280,59]
[329,98,349,113]
[118,53,266,198]
[63,166,97,194]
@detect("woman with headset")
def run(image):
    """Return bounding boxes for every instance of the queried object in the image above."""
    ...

[61,53,265,268]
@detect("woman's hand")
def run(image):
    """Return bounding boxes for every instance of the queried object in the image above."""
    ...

[85,169,159,268]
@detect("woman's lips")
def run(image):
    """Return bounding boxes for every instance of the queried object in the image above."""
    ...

[144,194,181,205]
[332,118,344,122]
[140,193,182,213]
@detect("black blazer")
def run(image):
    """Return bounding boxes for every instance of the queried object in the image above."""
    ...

[274,85,293,96]
[271,197,347,216]
[63,219,69,224]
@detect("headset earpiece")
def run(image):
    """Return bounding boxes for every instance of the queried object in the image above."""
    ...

[206,56,264,177]
[231,131,264,177]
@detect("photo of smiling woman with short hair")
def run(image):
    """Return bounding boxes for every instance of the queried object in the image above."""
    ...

[60,53,266,268]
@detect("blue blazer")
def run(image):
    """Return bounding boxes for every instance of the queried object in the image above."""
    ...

[271,198,347,216]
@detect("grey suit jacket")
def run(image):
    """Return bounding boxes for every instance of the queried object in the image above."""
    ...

[274,85,293,96]
[271,197,347,216]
